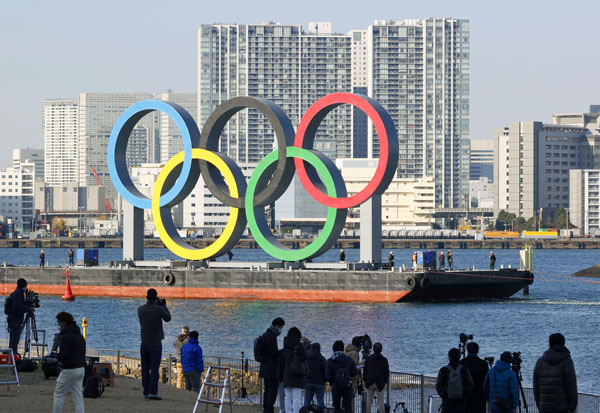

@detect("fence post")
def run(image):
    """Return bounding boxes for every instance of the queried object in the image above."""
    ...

[168,353,172,385]
[420,374,425,413]
[116,349,121,376]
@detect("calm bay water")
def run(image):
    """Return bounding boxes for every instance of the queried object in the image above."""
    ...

[0,247,598,393]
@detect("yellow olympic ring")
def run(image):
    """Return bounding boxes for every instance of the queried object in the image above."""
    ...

[152,148,244,260]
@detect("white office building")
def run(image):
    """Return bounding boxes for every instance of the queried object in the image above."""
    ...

[570,169,600,235]
[43,99,79,187]
[0,162,35,231]
[13,148,44,181]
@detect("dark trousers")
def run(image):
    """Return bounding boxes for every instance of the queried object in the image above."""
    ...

[263,378,279,413]
[8,322,22,356]
[304,383,325,408]
[140,341,162,396]
[468,398,486,413]
[332,385,353,413]
[69,257,74,265]
[184,369,202,392]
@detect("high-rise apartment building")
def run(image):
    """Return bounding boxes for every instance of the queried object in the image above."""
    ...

[366,18,470,208]
[197,22,352,164]
[570,169,600,235]
[470,139,494,182]
[348,29,369,158]
[493,122,595,220]
[43,99,79,187]
[78,93,155,204]
[160,92,198,163]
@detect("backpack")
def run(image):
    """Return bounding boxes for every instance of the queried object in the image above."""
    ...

[446,364,464,399]
[253,334,267,363]
[16,359,37,372]
[83,375,105,398]
[41,358,60,379]
[4,296,12,315]
[334,366,351,389]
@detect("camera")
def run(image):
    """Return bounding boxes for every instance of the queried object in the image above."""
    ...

[352,334,372,359]
[459,333,473,344]
[26,290,40,308]
[484,356,495,367]
[511,351,522,372]
[157,298,166,306]
[300,336,312,352]
[458,333,474,359]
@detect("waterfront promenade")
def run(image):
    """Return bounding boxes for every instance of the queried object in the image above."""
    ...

[1,236,600,250]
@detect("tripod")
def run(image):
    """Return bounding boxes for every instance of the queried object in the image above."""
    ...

[234,351,251,403]
[512,366,529,413]
[21,310,38,359]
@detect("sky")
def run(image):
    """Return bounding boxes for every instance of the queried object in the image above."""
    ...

[1,0,599,167]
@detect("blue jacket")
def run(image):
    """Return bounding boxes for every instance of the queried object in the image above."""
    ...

[484,361,519,411]
[181,338,204,373]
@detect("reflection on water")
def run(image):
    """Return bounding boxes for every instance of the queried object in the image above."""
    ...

[0,248,598,393]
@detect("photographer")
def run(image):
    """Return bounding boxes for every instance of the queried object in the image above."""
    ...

[137,288,171,401]
[53,311,85,413]
[483,352,519,413]
[6,278,33,356]
[363,342,389,413]
[459,342,489,413]
[436,348,474,413]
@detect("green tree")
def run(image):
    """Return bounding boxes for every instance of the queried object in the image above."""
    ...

[555,207,571,229]
[495,210,517,230]
[525,217,538,231]
[514,216,527,232]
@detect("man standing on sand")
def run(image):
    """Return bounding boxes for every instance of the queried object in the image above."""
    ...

[259,317,285,413]
[53,311,86,413]
[173,326,189,389]
[6,278,32,356]
[138,288,171,400]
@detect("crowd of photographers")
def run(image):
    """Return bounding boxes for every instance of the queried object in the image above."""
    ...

[255,317,389,413]
[4,281,579,413]
[435,335,577,413]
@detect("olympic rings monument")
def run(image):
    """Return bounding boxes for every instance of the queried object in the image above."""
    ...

[108,93,398,266]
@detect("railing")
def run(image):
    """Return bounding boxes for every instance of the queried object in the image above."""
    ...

[4,341,598,412]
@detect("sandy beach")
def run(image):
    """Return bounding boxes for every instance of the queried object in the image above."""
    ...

[0,370,263,412]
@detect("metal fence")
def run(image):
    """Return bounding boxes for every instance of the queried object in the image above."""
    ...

[3,342,598,412]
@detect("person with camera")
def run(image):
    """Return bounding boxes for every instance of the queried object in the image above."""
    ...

[304,342,326,410]
[6,278,33,356]
[483,352,519,413]
[344,336,363,405]
[459,342,489,413]
[180,330,204,393]
[137,288,171,400]
[281,327,307,413]
[327,340,358,413]
[363,342,389,413]
[53,311,86,413]
[533,333,577,413]
[436,348,474,413]
[173,325,189,389]
[259,317,285,413]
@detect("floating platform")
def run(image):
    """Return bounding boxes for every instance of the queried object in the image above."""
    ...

[0,265,533,303]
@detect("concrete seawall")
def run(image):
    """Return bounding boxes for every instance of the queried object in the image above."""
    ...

[1,237,599,249]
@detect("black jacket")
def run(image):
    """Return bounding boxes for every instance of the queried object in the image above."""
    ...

[7,288,30,324]
[173,334,188,362]
[533,345,577,413]
[460,354,489,411]
[57,322,86,370]
[282,335,307,388]
[259,326,280,380]
[137,300,171,343]
[436,363,474,413]
[306,348,326,385]
[363,353,389,391]
[326,352,358,388]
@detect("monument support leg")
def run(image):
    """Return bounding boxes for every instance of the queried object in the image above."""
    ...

[123,202,144,261]
[360,195,382,264]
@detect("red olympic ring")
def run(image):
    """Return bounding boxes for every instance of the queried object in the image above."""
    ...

[294,93,397,209]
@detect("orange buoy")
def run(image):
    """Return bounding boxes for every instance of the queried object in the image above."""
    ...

[62,266,75,302]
